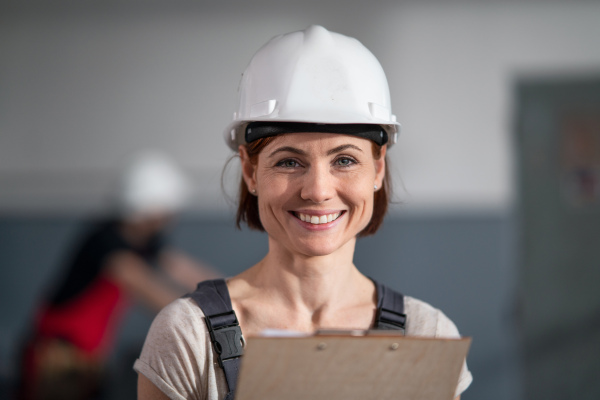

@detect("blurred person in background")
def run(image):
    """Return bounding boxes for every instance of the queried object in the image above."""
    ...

[17,150,220,400]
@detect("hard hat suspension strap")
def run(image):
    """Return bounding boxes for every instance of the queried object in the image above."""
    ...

[246,122,389,146]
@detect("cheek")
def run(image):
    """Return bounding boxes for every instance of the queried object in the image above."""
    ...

[345,169,376,195]
[340,175,376,216]
[257,172,297,202]
[255,173,296,224]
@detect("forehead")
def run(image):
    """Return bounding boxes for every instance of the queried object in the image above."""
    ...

[260,132,373,154]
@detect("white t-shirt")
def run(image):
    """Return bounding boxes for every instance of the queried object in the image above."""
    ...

[134,296,473,400]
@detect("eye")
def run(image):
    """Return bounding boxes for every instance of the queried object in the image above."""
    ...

[334,157,356,167]
[276,159,301,168]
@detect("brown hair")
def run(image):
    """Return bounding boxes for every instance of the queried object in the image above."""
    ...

[235,137,391,237]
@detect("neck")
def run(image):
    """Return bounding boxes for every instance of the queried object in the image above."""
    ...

[245,237,367,313]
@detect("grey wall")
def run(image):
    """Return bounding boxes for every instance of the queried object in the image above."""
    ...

[0,213,518,399]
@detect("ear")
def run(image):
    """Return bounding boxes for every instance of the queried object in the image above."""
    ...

[239,145,257,192]
[374,145,387,188]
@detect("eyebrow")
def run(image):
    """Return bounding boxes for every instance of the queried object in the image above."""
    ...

[267,146,306,158]
[326,144,363,155]
[267,144,363,158]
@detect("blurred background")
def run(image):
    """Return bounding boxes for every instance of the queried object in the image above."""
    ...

[1,0,599,399]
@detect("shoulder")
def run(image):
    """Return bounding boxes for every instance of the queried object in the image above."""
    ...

[403,295,461,339]
[135,297,226,400]
[403,295,473,396]
[78,219,129,260]
[143,297,209,348]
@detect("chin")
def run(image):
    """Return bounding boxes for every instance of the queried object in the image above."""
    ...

[292,238,348,258]
[301,248,337,258]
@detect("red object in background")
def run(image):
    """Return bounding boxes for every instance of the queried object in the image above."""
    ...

[36,275,129,356]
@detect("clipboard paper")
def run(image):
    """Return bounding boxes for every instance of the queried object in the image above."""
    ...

[235,334,470,400]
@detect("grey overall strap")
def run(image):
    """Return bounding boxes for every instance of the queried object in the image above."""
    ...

[373,279,407,334]
[187,279,243,400]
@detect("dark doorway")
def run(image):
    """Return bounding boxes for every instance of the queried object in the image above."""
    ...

[515,76,600,399]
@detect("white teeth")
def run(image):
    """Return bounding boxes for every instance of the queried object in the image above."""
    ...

[297,212,341,225]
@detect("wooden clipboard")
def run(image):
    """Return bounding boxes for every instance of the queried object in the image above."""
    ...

[235,332,471,400]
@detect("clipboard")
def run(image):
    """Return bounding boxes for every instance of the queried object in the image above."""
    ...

[235,331,471,400]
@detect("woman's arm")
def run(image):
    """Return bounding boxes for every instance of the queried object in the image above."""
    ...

[138,373,170,400]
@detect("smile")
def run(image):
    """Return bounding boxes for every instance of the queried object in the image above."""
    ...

[293,211,343,225]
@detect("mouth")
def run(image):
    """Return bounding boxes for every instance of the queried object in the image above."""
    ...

[292,211,345,225]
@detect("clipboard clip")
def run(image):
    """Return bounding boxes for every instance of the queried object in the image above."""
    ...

[205,310,245,367]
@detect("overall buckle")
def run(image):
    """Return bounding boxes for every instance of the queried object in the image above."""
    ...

[376,307,407,334]
[205,311,245,367]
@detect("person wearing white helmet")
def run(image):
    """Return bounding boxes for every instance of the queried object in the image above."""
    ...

[136,25,472,400]
[118,149,190,219]
[18,150,219,400]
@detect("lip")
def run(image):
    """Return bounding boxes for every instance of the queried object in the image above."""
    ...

[289,210,346,230]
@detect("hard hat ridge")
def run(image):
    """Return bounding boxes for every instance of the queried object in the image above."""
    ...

[302,24,336,48]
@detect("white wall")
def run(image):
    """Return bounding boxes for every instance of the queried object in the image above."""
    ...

[1,1,599,214]
[379,2,600,213]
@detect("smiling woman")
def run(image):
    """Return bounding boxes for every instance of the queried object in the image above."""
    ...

[239,132,386,259]
[237,134,390,237]
[134,25,472,400]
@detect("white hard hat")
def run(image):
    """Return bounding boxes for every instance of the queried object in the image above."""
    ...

[224,25,400,150]
[116,150,189,218]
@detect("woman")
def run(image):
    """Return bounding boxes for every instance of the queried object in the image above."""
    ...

[135,25,472,399]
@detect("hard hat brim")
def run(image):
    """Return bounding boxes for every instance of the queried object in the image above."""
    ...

[224,119,400,151]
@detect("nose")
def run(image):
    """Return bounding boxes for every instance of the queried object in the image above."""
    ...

[300,163,335,203]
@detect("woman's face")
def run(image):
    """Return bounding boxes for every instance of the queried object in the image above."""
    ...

[240,132,386,257]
